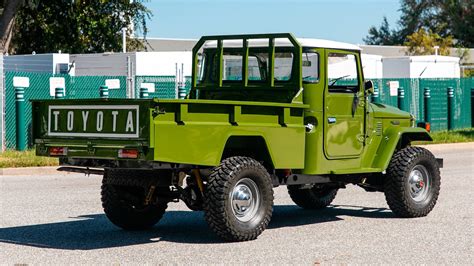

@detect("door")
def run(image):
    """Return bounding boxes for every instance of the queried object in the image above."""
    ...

[323,50,365,159]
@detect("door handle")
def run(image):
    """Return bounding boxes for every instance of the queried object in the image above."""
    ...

[328,117,336,124]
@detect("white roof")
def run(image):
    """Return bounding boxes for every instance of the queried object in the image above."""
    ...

[204,38,361,51]
[383,55,460,63]
[361,53,383,59]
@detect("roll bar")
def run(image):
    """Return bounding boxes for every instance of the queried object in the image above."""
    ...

[191,33,303,91]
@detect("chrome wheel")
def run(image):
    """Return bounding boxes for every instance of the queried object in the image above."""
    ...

[408,165,431,202]
[230,178,260,222]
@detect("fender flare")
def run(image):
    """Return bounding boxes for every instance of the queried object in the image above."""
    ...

[372,127,432,171]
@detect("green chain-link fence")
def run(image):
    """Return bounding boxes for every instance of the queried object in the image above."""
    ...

[373,78,472,131]
[134,76,192,99]
[135,76,176,99]
[3,72,127,149]
[1,71,473,150]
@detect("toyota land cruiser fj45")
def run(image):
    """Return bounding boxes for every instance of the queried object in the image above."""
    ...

[33,33,442,241]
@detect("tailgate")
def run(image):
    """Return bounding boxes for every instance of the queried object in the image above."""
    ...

[32,99,154,160]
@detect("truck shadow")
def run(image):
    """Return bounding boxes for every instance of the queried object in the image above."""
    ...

[0,204,392,250]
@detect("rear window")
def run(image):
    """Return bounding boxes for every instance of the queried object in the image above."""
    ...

[219,54,263,81]
[212,51,294,82]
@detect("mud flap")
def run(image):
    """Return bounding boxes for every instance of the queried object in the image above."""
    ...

[436,158,444,168]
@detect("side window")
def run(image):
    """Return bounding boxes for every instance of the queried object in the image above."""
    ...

[327,53,359,93]
[302,52,319,83]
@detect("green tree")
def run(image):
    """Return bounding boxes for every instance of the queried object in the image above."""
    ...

[365,0,473,47]
[10,0,151,54]
[437,0,474,47]
[0,0,27,53]
[363,17,400,45]
[397,0,439,41]
[404,28,453,55]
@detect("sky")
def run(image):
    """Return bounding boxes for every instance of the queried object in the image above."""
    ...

[144,0,401,45]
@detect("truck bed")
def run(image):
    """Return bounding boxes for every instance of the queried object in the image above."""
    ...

[33,98,308,169]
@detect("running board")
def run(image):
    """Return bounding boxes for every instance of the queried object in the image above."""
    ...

[274,174,331,186]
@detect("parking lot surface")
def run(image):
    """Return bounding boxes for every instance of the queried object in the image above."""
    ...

[1,143,472,264]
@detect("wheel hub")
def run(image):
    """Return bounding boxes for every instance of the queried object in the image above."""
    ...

[230,178,260,222]
[408,165,430,202]
[232,185,252,212]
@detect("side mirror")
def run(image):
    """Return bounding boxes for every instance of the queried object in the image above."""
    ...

[365,80,374,95]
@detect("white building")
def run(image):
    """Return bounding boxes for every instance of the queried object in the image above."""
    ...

[70,51,192,77]
[3,53,71,74]
[361,54,383,79]
[382,55,461,79]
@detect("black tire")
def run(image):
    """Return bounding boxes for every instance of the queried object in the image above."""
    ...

[203,156,274,241]
[101,169,168,230]
[287,185,338,209]
[384,146,441,218]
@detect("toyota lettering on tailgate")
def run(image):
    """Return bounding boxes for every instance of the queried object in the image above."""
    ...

[47,105,139,138]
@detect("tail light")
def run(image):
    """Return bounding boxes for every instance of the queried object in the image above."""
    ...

[49,147,67,156]
[118,149,139,159]
[417,122,431,132]
[425,122,431,132]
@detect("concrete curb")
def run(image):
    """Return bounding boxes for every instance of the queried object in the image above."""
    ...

[0,166,65,176]
[1,142,472,176]
[418,141,474,151]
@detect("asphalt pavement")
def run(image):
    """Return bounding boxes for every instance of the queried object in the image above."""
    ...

[1,143,473,264]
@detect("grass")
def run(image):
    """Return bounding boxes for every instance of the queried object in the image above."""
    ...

[415,128,474,145]
[0,149,58,168]
[0,128,473,168]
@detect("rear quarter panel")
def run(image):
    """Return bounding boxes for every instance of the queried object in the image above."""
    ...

[151,100,307,168]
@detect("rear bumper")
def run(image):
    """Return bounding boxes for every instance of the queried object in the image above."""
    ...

[35,139,151,161]
[58,157,192,170]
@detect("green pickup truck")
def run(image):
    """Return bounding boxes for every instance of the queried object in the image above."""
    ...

[32,33,442,241]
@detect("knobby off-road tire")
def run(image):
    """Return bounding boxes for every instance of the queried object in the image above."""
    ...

[203,156,274,242]
[101,169,168,230]
[287,185,338,209]
[384,146,441,218]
